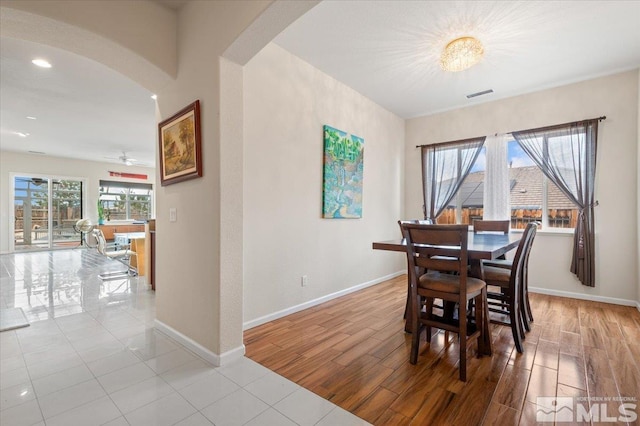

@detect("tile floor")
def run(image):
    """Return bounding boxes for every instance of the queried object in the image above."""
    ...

[1,249,370,425]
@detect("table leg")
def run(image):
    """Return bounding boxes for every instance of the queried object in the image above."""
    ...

[469,259,492,355]
[403,257,413,333]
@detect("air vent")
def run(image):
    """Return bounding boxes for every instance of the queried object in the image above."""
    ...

[466,89,494,99]
[28,150,46,155]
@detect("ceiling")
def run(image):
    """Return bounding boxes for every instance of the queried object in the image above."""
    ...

[274,1,640,118]
[1,1,639,167]
[0,36,156,166]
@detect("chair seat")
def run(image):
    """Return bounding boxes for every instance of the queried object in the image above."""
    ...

[419,271,486,294]
[483,265,511,284]
[482,259,512,269]
[105,249,135,259]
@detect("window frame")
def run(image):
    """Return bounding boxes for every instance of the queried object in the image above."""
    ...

[99,180,153,221]
[440,139,577,233]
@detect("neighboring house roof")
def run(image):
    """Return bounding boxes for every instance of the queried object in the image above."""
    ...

[448,166,576,210]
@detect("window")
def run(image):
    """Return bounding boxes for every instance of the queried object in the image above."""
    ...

[431,140,578,230]
[508,140,578,230]
[99,180,152,221]
[437,147,486,225]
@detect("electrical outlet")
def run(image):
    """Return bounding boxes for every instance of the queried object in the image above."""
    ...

[301,275,308,287]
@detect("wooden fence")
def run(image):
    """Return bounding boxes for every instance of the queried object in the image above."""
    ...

[435,208,578,229]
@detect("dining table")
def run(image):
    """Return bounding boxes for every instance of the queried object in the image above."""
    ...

[372,231,522,352]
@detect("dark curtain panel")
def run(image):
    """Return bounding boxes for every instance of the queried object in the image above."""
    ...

[512,120,598,287]
[420,137,485,221]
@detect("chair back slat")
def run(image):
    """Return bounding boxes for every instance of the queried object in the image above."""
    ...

[473,220,510,234]
[508,222,537,288]
[398,219,432,237]
[93,230,107,255]
[401,223,468,276]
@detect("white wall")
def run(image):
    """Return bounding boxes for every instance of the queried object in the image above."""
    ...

[0,151,155,253]
[406,70,639,303]
[243,44,405,325]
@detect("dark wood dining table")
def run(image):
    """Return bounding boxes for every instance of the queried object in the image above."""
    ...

[372,231,522,349]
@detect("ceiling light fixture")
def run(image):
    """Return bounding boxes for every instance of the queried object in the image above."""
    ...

[32,58,52,68]
[13,132,30,137]
[440,37,484,72]
[151,94,158,100]
[26,116,37,120]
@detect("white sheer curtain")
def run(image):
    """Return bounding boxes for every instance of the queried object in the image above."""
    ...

[421,137,486,221]
[482,134,510,220]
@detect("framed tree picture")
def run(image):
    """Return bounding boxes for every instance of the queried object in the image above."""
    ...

[158,100,202,186]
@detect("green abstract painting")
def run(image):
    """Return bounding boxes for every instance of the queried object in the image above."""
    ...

[322,125,364,218]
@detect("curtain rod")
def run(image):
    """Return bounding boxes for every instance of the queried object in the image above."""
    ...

[415,135,486,149]
[505,115,606,136]
[415,116,606,148]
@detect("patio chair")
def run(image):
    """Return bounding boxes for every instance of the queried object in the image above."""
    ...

[92,229,137,279]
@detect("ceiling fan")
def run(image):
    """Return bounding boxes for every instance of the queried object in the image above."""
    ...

[105,151,145,166]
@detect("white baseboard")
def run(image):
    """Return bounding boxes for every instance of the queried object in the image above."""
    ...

[154,319,245,367]
[529,286,638,307]
[243,270,405,330]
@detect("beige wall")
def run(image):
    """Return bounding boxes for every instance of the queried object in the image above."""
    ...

[0,1,175,90]
[243,44,405,324]
[153,1,271,357]
[637,69,640,309]
[0,0,275,360]
[0,151,154,253]
[406,70,639,303]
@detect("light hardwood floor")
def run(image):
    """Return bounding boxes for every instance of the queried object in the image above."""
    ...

[245,275,640,425]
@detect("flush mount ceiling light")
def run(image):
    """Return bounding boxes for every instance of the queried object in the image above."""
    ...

[31,58,52,68]
[440,37,484,72]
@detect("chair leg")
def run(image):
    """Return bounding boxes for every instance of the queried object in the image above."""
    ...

[458,302,467,382]
[482,288,492,356]
[510,296,524,353]
[424,297,433,343]
[474,294,483,358]
[410,294,421,365]
[523,282,534,324]
[519,271,531,332]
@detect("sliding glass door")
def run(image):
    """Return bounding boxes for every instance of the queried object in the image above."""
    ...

[14,176,84,251]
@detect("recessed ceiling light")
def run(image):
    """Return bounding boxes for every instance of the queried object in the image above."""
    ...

[32,58,52,68]
[26,116,37,120]
[13,132,30,137]
[151,94,158,100]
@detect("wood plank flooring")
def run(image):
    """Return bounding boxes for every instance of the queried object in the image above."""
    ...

[244,276,640,425]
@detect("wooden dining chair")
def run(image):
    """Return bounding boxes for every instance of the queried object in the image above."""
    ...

[474,220,510,261]
[483,222,539,331]
[481,222,538,352]
[401,223,490,382]
[473,219,510,234]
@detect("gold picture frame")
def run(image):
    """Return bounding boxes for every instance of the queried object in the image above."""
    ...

[158,100,202,186]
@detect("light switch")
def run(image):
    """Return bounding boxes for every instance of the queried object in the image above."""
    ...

[169,208,177,222]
